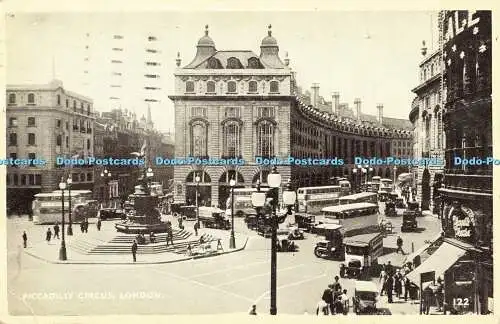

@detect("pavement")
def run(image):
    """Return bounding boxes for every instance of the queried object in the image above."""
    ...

[15,215,249,264]
[6,206,444,316]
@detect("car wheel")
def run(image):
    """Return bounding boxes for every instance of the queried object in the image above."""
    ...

[313,247,322,258]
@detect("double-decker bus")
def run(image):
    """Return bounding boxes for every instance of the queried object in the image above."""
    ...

[321,202,380,236]
[226,187,270,217]
[32,190,96,224]
[339,192,378,205]
[297,185,345,215]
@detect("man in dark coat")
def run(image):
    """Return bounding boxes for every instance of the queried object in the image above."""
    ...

[131,240,138,262]
[96,218,102,231]
[404,276,411,301]
[22,231,28,248]
[322,285,334,314]
[46,228,52,243]
[386,275,394,303]
[422,284,434,314]
[396,236,404,254]
[386,261,394,276]
[53,223,60,239]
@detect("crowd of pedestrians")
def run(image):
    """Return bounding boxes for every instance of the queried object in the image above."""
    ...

[317,275,350,315]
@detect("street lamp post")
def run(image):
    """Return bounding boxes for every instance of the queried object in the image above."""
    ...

[67,176,73,235]
[229,177,236,249]
[58,178,67,261]
[369,167,374,182]
[251,167,296,315]
[352,168,357,193]
[393,166,397,191]
[195,174,201,227]
[100,169,112,207]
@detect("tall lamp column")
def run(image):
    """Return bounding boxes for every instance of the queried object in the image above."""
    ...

[229,177,236,249]
[58,178,67,261]
[100,169,111,207]
[352,168,357,194]
[195,174,201,227]
[67,176,73,235]
[393,166,397,191]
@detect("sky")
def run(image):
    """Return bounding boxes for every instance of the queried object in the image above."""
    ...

[5,11,440,133]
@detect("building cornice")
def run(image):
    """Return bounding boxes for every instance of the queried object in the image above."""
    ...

[411,74,441,94]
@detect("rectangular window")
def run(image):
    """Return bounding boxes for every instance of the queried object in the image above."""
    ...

[56,119,62,128]
[9,118,17,127]
[10,153,17,167]
[191,107,207,117]
[27,117,36,126]
[35,174,42,185]
[21,174,27,185]
[9,133,17,146]
[29,174,35,185]
[28,153,36,166]
[225,107,240,118]
[28,133,36,145]
[66,136,69,148]
[258,107,274,118]
[87,172,93,181]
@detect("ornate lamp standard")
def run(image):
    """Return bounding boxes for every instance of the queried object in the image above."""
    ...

[393,166,397,191]
[229,177,236,249]
[195,174,201,227]
[352,168,358,193]
[251,167,296,315]
[369,167,374,182]
[67,176,73,235]
[100,169,112,207]
[146,167,154,191]
[58,178,67,261]
[362,167,367,185]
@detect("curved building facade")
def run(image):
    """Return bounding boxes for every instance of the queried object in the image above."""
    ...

[169,26,412,208]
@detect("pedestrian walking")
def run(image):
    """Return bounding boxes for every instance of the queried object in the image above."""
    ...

[386,275,394,303]
[404,276,411,301]
[96,218,102,231]
[131,240,138,262]
[435,277,444,311]
[186,243,192,256]
[322,285,334,314]
[316,299,329,315]
[84,219,89,233]
[386,261,394,276]
[248,304,257,315]
[395,271,402,298]
[45,228,52,243]
[80,221,85,233]
[341,289,349,315]
[194,222,199,236]
[178,216,184,230]
[53,223,60,239]
[422,284,434,314]
[22,231,27,248]
[334,296,344,315]
[396,236,404,254]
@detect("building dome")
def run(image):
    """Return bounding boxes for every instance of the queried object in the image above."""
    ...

[197,25,215,47]
[261,25,278,47]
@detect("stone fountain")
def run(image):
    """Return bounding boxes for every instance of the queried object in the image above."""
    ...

[115,168,168,234]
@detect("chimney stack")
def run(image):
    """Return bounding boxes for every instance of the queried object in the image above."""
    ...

[311,83,320,107]
[354,98,362,121]
[332,92,340,115]
[377,104,384,124]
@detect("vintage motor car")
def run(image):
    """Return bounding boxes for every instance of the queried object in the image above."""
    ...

[401,210,418,232]
[277,235,298,252]
[406,201,422,217]
[313,223,345,260]
[352,280,379,314]
[384,201,397,217]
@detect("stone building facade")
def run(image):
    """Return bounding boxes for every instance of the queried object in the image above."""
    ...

[169,26,413,208]
[410,45,445,211]
[6,79,95,214]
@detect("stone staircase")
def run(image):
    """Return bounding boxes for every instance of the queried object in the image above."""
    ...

[108,229,191,244]
[68,231,218,255]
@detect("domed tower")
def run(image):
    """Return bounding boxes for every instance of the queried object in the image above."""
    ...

[184,25,217,68]
[259,25,286,68]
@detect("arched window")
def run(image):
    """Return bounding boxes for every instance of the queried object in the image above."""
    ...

[191,122,208,157]
[87,104,91,115]
[8,93,16,104]
[65,99,69,108]
[223,121,241,158]
[257,121,274,158]
[227,57,242,69]
[207,81,216,93]
[227,81,237,93]
[27,93,35,104]
[185,81,195,93]
[87,139,91,150]
[208,57,222,69]
[73,100,77,111]
[248,80,258,93]
[248,57,261,69]
[57,94,61,105]
[270,81,279,93]
[252,170,270,185]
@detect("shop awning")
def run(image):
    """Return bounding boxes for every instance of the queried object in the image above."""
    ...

[406,242,466,287]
